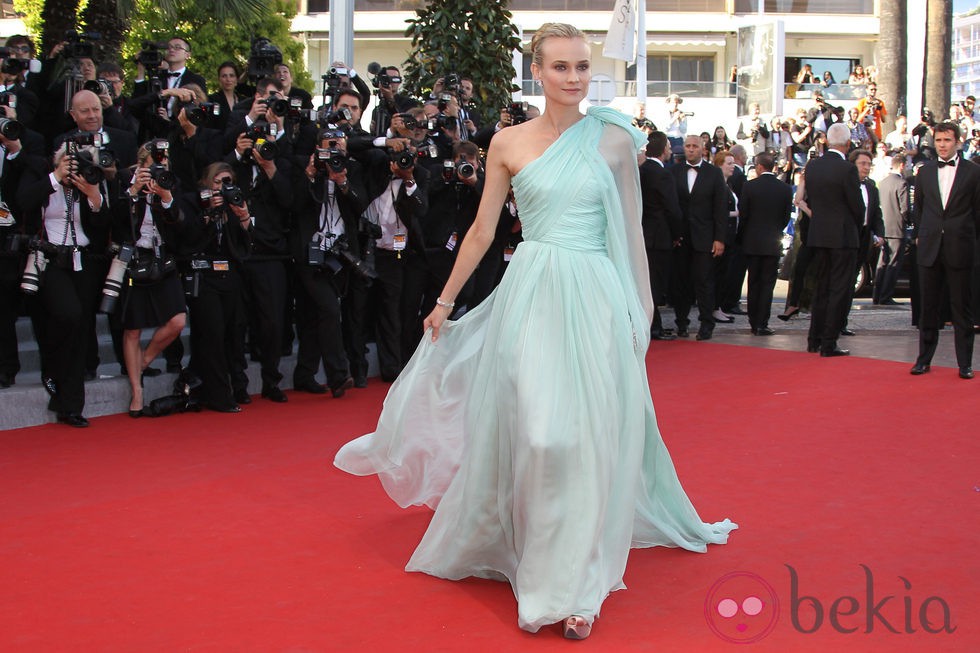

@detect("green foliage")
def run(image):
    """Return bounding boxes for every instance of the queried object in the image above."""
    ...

[120,0,312,95]
[402,0,521,119]
[11,0,45,39]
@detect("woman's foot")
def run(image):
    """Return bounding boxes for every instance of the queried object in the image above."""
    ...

[129,390,143,418]
[562,616,591,640]
[777,306,800,321]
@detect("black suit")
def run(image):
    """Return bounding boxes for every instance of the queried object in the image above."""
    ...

[738,173,793,331]
[802,150,864,352]
[720,166,749,313]
[639,157,682,335]
[873,172,910,304]
[843,177,885,328]
[911,155,980,369]
[670,160,728,334]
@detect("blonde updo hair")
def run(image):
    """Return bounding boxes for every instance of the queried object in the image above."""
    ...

[530,22,586,67]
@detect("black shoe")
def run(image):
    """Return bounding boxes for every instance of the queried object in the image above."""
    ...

[840,328,856,336]
[806,344,820,353]
[142,366,163,378]
[128,409,144,418]
[879,298,900,306]
[208,403,241,413]
[330,376,354,398]
[696,328,713,341]
[56,412,89,428]
[821,348,850,357]
[42,376,58,397]
[165,363,182,374]
[726,306,748,315]
[353,376,368,388]
[233,388,252,405]
[295,380,328,394]
[262,386,288,403]
[910,363,931,375]
[960,367,974,379]
[651,331,677,341]
[753,327,776,336]
[0,372,12,388]
[676,328,690,338]
[777,307,800,322]
[83,370,96,382]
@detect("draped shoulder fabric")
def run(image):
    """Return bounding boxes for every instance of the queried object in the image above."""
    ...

[335,106,736,632]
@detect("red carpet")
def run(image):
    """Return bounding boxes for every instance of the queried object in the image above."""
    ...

[1,343,977,652]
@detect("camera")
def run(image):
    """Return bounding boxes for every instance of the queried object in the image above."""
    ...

[367,62,401,89]
[314,147,347,174]
[388,147,415,170]
[442,159,454,182]
[0,55,41,76]
[135,41,166,69]
[99,242,135,313]
[395,112,418,130]
[443,72,461,95]
[507,101,529,125]
[247,37,283,81]
[83,78,114,98]
[182,101,220,126]
[427,114,455,132]
[66,132,110,185]
[220,182,244,207]
[309,233,378,281]
[321,107,351,125]
[63,30,100,61]
[437,93,453,112]
[0,115,23,140]
[243,120,279,160]
[149,163,175,190]
[682,111,695,117]
[456,156,475,179]
[260,95,289,117]
[20,237,57,295]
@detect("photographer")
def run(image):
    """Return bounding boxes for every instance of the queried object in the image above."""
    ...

[965,127,980,160]
[17,138,110,427]
[114,140,186,417]
[855,83,887,144]
[0,47,40,130]
[275,63,312,110]
[908,108,937,165]
[664,94,689,162]
[471,102,539,150]
[289,129,367,395]
[736,102,769,160]
[805,90,844,133]
[167,84,223,191]
[95,62,139,136]
[225,93,293,403]
[177,162,252,412]
[208,61,245,133]
[222,77,288,156]
[401,140,483,355]
[334,89,411,160]
[326,60,371,113]
[368,65,419,136]
[133,38,207,110]
[359,140,429,382]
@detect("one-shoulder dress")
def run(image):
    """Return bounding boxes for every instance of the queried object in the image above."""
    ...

[335,106,736,632]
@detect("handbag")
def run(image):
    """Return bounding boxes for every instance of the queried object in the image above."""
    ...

[127,198,176,284]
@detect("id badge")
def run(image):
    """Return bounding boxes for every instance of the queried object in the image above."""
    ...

[503,246,515,262]
[213,260,229,272]
[0,202,13,226]
[445,231,457,251]
[393,232,407,251]
[72,247,83,272]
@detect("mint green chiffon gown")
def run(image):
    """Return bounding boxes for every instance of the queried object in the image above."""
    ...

[334,106,736,633]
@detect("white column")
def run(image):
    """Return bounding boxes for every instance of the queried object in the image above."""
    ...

[636,0,647,103]
[329,0,355,66]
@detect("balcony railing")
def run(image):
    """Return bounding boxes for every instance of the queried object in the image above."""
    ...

[784,83,867,101]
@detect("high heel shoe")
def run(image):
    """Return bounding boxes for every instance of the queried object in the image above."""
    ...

[777,307,799,322]
[562,616,591,640]
[128,408,144,418]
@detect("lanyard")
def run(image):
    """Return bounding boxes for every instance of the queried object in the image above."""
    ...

[61,186,77,247]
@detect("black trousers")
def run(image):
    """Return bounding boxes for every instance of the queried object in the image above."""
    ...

[371,249,404,382]
[720,242,747,312]
[917,253,975,369]
[241,259,287,390]
[745,255,779,331]
[872,238,905,304]
[647,246,673,334]
[401,248,455,357]
[187,270,247,410]
[293,263,350,388]
[342,274,370,383]
[471,241,505,309]
[0,259,22,380]
[808,247,857,352]
[37,259,100,414]
[786,243,814,309]
[671,243,715,331]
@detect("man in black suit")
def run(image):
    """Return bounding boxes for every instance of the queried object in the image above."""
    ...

[802,123,865,356]
[737,153,793,335]
[670,134,728,340]
[55,90,138,170]
[910,121,980,379]
[134,37,207,102]
[720,143,749,315]
[841,148,885,334]
[639,131,683,340]
[873,154,910,305]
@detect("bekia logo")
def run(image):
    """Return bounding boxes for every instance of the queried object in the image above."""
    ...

[705,565,956,643]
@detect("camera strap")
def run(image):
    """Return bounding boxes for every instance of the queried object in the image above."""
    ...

[316,181,340,245]
[61,186,77,248]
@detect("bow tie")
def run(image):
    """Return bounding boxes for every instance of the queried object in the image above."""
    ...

[937,157,957,168]
[166,71,182,79]
[687,163,701,171]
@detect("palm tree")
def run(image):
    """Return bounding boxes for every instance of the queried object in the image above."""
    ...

[924,0,953,118]
[875,0,905,132]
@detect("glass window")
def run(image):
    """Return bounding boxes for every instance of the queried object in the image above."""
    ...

[735,0,873,14]
[309,0,329,12]
[626,55,713,81]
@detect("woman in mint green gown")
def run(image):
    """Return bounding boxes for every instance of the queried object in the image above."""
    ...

[334,23,736,638]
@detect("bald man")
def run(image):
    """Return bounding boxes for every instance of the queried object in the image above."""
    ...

[54,89,137,169]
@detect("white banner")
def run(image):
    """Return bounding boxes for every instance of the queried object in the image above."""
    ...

[603,0,637,63]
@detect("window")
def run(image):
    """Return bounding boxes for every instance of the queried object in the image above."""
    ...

[627,54,715,96]
[308,0,328,12]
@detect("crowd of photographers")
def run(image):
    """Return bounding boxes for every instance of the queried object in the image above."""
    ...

[0,32,529,426]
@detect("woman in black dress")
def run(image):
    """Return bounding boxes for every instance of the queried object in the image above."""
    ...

[118,140,187,416]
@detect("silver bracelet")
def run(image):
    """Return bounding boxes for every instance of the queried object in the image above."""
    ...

[435,297,455,309]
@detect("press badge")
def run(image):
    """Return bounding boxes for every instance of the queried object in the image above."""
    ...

[503,246,515,262]
[393,232,407,251]
[213,260,229,272]
[0,202,13,226]
[72,247,82,271]
[445,231,457,251]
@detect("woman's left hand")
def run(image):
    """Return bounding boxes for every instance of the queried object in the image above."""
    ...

[423,304,452,342]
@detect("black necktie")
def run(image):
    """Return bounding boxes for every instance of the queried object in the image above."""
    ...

[937,158,957,168]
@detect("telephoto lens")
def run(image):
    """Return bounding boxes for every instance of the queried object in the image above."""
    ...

[99,243,135,313]
[149,163,176,190]
[20,249,46,295]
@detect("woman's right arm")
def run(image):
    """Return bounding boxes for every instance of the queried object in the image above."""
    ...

[423,131,515,341]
